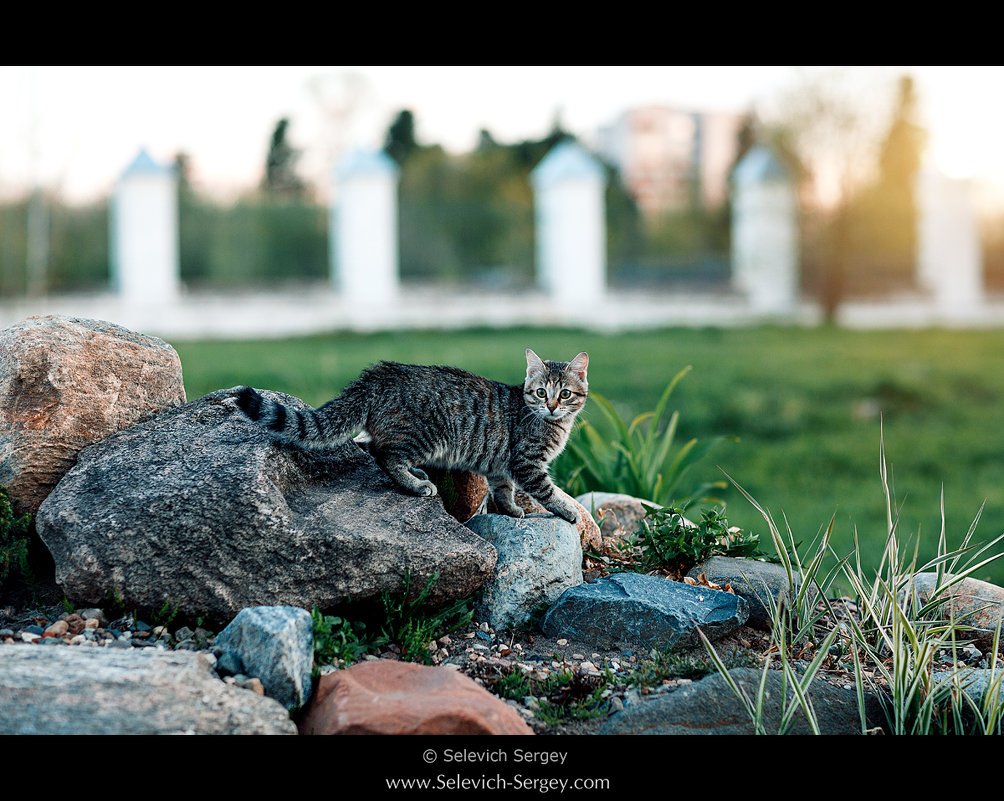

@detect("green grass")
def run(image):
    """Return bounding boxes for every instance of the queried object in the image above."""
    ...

[172,324,1004,590]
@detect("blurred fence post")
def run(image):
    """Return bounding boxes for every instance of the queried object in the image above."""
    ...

[111,148,179,302]
[730,144,799,315]
[916,170,984,314]
[531,141,606,307]
[331,149,399,306]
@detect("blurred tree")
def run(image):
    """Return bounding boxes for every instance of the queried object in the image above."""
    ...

[262,118,307,199]
[845,75,926,291]
[384,109,420,165]
[769,70,897,320]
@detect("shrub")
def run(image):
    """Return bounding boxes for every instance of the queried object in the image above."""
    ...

[629,502,767,575]
[554,366,733,506]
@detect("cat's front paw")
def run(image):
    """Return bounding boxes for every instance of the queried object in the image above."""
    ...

[556,506,580,525]
[418,481,438,497]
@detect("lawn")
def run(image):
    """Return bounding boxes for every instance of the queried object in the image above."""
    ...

[173,325,1004,590]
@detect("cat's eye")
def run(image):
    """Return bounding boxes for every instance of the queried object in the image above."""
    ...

[559,389,571,399]
[535,388,547,398]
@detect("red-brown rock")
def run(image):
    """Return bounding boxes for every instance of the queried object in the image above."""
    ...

[428,469,489,522]
[297,661,533,735]
[0,316,186,516]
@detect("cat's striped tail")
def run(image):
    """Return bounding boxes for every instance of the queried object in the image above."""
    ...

[235,386,365,449]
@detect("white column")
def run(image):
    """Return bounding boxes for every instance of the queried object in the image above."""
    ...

[111,149,179,302]
[331,149,399,306]
[916,170,983,313]
[730,145,799,315]
[531,142,606,307]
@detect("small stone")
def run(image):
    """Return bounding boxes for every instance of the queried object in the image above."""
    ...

[0,628,14,638]
[84,618,100,630]
[572,653,585,660]
[556,638,568,646]
[21,631,40,643]
[174,626,194,642]
[62,614,85,635]
[438,636,452,646]
[77,609,107,626]
[24,625,45,637]
[245,677,266,696]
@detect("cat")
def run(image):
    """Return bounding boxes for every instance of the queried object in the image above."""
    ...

[234,349,589,524]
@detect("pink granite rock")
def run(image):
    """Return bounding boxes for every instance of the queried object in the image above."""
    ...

[297,660,533,735]
[0,315,186,515]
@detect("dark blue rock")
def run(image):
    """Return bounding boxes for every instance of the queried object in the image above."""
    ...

[542,572,748,650]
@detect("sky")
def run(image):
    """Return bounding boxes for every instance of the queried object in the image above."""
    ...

[3,65,1004,208]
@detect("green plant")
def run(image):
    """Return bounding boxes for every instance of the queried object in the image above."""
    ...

[628,647,759,690]
[311,607,381,669]
[0,485,32,589]
[556,366,733,506]
[379,571,474,665]
[150,601,181,630]
[487,665,611,725]
[629,501,767,574]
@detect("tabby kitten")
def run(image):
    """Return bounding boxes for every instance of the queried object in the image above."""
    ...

[235,349,588,524]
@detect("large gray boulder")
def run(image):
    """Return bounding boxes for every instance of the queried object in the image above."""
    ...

[0,646,296,735]
[601,667,886,735]
[36,388,498,623]
[0,315,185,516]
[542,572,748,650]
[465,513,582,630]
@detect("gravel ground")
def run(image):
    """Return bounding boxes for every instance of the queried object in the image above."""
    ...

[0,577,773,734]
[5,577,995,735]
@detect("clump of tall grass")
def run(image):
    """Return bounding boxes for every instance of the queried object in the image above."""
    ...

[702,426,1004,735]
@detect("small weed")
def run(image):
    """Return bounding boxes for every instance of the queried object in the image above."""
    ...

[0,485,32,590]
[151,601,181,630]
[629,647,760,689]
[311,607,381,670]
[533,669,611,725]
[379,571,474,665]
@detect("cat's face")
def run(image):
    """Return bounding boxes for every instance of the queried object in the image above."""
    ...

[523,349,589,422]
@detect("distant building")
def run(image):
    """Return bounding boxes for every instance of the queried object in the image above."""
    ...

[597,106,746,218]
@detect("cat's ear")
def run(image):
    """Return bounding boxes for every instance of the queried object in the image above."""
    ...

[568,352,589,382]
[526,348,546,377]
